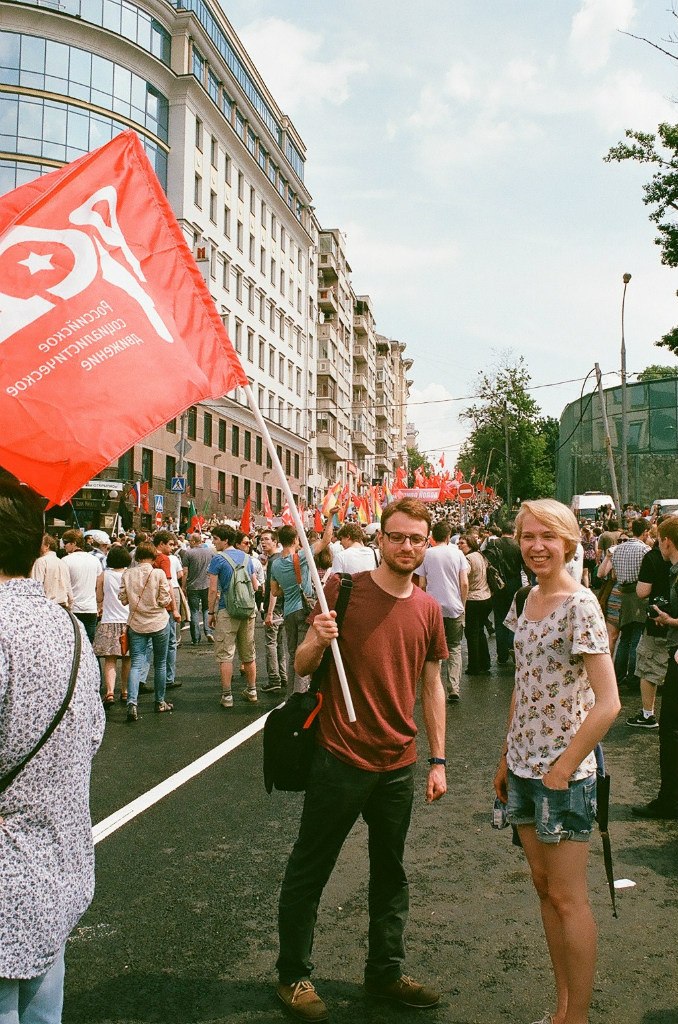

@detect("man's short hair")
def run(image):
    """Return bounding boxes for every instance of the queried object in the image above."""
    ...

[260,529,278,543]
[234,530,250,547]
[212,524,235,544]
[606,519,619,531]
[153,530,172,546]
[631,517,650,537]
[380,498,431,536]
[188,533,203,545]
[431,521,451,543]
[337,523,364,543]
[62,528,85,549]
[658,515,678,548]
[0,480,44,577]
[278,525,298,547]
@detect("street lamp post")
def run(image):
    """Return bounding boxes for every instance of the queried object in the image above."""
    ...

[620,273,632,507]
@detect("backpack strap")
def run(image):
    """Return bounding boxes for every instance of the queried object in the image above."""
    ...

[310,574,353,694]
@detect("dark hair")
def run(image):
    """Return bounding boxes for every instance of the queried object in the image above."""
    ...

[0,480,44,577]
[461,532,480,552]
[431,521,451,543]
[278,525,298,547]
[631,518,650,537]
[260,529,278,543]
[135,542,157,562]
[234,530,250,547]
[153,530,172,546]
[380,498,431,535]
[337,523,364,543]
[212,525,235,544]
[315,547,333,570]
[62,528,85,549]
[106,544,132,569]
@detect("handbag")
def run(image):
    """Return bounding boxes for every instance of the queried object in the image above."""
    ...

[485,559,505,594]
[292,551,315,613]
[263,574,353,793]
[0,610,81,796]
[119,625,129,656]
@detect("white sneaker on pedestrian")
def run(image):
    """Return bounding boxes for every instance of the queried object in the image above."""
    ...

[242,688,258,703]
[220,692,233,708]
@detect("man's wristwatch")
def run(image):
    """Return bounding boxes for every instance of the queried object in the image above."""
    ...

[428,757,446,766]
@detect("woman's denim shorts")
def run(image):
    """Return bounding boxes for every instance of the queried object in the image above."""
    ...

[506,769,597,844]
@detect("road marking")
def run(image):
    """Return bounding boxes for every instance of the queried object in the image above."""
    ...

[92,709,275,845]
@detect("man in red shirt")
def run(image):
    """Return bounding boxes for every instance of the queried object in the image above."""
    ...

[275,499,448,1022]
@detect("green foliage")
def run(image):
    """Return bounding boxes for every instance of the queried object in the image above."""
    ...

[637,363,678,380]
[406,445,431,486]
[458,356,557,502]
[606,123,678,354]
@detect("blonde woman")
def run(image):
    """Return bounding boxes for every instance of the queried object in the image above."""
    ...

[494,499,620,1024]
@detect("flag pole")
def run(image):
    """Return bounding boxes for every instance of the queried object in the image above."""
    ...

[242,384,356,723]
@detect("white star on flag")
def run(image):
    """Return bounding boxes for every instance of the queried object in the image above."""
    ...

[18,251,54,274]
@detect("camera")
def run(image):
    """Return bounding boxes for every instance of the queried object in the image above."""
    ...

[648,596,670,619]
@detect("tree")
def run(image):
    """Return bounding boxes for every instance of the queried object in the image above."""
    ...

[605,121,678,353]
[637,363,678,380]
[458,355,557,502]
[406,445,431,486]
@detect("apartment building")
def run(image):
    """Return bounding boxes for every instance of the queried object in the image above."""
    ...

[375,334,412,483]
[0,0,316,522]
[352,295,377,489]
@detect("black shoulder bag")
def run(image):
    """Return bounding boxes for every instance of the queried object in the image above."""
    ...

[0,610,81,796]
[263,574,353,793]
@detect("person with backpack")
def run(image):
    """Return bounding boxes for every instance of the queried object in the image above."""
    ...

[207,525,259,708]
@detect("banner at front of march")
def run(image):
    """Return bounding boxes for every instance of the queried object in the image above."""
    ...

[0,130,248,506]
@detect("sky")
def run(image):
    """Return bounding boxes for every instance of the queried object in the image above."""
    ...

[219,0,678,463]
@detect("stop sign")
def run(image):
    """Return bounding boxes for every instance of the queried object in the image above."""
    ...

[155,511,163,526]
[458,482,474,500]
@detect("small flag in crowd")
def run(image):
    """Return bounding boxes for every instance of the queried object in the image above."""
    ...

[239,494,252,534]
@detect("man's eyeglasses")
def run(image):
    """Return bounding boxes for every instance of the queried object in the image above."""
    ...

[383,531,428,548]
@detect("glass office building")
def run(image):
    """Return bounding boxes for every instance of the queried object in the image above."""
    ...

[557,376,678,505]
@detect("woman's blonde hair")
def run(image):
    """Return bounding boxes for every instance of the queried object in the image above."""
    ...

[515,499,581,562]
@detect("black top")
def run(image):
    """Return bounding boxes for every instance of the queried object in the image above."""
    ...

[638,545,671,638]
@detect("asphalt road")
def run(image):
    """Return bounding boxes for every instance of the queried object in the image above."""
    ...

[63,620,678,1024]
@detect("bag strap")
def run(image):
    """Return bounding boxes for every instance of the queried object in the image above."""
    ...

[293,551,311,600]
[514,584,532,619]
[127,566,154,627]
[0,610,81,796]
[310,574,353,694]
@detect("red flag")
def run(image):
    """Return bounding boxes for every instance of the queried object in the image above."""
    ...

[439,452,445,468]
[281,500,294,525]
[263,491,273,528]
[139,481,149,514]
[314,508,323,533]
[239,494,251,534]
[0,131,248,506]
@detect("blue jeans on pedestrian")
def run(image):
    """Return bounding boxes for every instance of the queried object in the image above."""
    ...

[277,747,414,986]
[614,621,644,682]
[188,588,212,643]
[127,621,171,705]
[0,945,65,1024]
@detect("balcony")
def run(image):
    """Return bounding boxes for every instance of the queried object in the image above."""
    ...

[318,322,338,347]
[352,429,374,455]
[317,396,337,413]
[353,372,368,391]
[353,313,368,336]
[316,431,350,461]
[353,343,368,364]
[316,359,337,383]
[319,251,338,281]
[318,288,338,314]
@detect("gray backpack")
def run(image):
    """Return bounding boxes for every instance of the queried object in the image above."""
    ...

[222,554,256,618]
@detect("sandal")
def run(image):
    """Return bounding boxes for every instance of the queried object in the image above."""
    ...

[154,700,174,713]
[102,694,115,708]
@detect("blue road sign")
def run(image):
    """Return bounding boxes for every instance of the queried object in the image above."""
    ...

[170,476,186,493]
[154,494,164,512]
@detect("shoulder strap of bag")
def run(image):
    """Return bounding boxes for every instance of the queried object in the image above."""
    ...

[127,566,154,626]
[0,610,81,796]
[514,584,532,619]
[292,551,302,584]
[310,574,353,694]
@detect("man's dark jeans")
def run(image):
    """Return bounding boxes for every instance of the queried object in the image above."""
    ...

[614,621,644,683]
[659,650,678,811]
[277,747,414,985]
[492,576,521,663]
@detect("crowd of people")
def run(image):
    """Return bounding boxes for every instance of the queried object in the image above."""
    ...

[2,478,678,1024]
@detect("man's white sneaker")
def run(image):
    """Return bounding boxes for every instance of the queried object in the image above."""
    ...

[220,692,233,708]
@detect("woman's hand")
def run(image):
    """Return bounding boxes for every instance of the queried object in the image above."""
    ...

[494,755,509,803]
[542,762,570,791]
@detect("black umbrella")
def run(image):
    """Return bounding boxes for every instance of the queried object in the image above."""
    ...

[595,744,618,918]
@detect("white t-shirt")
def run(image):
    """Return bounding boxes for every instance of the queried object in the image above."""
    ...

[564,542,584,584]
[101,569,128,624]
[416,542,468,619]
[505,588,609,781]
[329,544,379,576]
[169,553,183,589]
[64,550,102,614]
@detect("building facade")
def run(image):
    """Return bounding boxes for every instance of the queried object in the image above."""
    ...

[556,375,678,505]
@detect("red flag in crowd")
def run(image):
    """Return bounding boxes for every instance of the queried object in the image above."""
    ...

[314,508,323,533]
[0,130,248,505]
[281,500,294,525]
[239,494,251,534]
[263,491,274,527]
